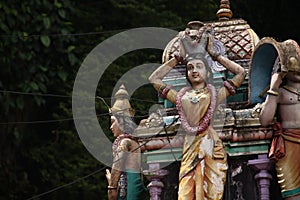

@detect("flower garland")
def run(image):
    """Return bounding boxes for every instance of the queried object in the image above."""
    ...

[112,134,138,156]
[176,84,217,135]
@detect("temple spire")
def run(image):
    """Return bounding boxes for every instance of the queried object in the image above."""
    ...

[216,0,233,20]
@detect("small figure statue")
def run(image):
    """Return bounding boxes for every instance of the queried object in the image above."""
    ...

[260,39,300,200]
[149,24,246,199]
[106,85,148,200]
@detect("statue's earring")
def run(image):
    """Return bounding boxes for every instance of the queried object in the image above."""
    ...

[207,71,211,79]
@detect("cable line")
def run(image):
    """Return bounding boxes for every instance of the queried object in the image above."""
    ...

[0,90,158,103]
[0,25,183,39]
[0,113,110,125]
[25,119,179,199]
[25,167,105,200]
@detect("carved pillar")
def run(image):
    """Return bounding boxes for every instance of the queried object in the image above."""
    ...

[248,154,274,200]
[143,163,169,200]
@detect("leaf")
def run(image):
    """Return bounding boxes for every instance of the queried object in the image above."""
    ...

[0,22,9,33]
[54,0,62,8]
[58,9,66,18]
[20,32,29,42]
[43,17,51,29]
[40,35,51,47]
[39,65,48,72]
[38,82,47,93]
[68,53,77,65]
[67,45,75,52]
[58,71,67,82]
[29,82,39,90]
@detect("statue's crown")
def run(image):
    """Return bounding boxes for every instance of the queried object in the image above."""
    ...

[110,84,135,117]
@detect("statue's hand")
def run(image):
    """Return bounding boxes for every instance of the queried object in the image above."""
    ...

[206,34,220,61]
[105,169,111,183]
[172,52,186,65]
[206,34,214,53]
[270,72,285,90]
[177,28,190,58]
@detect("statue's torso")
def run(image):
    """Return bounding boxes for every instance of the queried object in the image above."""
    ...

[278,87,300,129]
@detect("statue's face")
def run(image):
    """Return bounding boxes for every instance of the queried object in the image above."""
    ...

[186,59,207,85]
[110,116,124,137]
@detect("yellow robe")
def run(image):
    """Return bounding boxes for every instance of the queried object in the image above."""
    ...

[177,87,228,200]
[276,129,300,198]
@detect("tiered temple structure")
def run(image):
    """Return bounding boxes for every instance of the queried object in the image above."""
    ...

[134,1,283,199]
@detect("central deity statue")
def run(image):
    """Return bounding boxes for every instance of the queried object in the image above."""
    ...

[149,22,246,200]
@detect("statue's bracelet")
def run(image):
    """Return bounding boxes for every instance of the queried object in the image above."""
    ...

[267,89,279,96]
[160,85,172,99]
[108,185,117,190]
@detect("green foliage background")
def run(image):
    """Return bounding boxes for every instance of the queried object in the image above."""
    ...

[0,0,299,199]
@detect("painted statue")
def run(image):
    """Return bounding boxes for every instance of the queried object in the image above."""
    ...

[258,38,300,200]
[149,24,246,200]
[105,84,148,200]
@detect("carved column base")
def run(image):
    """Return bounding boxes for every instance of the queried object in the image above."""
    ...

[144,163,169,200]
[248,154,274,200]
[254,170,273,200]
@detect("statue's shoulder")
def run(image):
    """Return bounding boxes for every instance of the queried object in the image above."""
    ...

[119,136,139,150]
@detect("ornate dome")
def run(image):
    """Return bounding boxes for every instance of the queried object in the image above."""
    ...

[163,1,259,63]
[161,0,260,108]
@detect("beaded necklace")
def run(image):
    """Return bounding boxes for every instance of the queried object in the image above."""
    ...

[283,85,300,101]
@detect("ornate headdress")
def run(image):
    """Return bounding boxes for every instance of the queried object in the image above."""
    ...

[110,84,135,117]
[284,40,300,73]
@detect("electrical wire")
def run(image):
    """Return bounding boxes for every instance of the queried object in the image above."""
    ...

[25,119,180,200]
[0,89,162,125]
[0,89,158,103]
[0,112,155,125]
[163,116,181,165]
[0,113,111,125]
[0,25,184,39]
[25,167,105,200]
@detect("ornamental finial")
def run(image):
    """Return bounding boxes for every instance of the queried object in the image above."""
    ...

[216,0,233,20]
